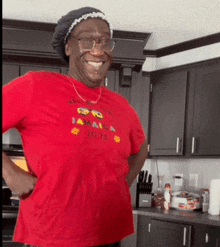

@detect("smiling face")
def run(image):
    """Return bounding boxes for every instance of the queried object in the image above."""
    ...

[65,18,113,88]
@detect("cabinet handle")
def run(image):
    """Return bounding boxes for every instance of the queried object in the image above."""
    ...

[148,223,151,233]
[183,227,186,246]
[191,137,195,154]
[205,233,209,243]
[176,137,180,153]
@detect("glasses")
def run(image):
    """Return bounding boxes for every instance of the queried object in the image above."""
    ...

[70,36,115,51]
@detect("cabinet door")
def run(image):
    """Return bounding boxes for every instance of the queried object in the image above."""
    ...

[106,69,119,92]
[207,227,220,247]
[20,65,61,75]
[188,63,220,156]
[121,213,138,247]
[2,64,20,86]
[150,219,191,247]
[2,64,22,146]
[191,224,207,247]
[137,215,151,247]
[149,71,187,156]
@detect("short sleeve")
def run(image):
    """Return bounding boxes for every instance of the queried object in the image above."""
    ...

[129,107,146,155]
[2,72,34,133]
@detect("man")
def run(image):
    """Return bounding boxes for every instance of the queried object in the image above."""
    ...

[2,7,148,247]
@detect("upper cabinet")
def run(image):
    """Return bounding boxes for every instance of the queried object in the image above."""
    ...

[186,63,220,156]
[149,70,187,156]
[148,58,220,158]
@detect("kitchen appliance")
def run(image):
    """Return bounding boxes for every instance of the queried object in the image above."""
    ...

[170,191,202,210]
[2,157,28,246]
[2,128,24,156]
[136,170,153,208]
[2,178,20,246]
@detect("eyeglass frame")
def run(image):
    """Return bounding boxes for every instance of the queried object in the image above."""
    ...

[68,35,115,52]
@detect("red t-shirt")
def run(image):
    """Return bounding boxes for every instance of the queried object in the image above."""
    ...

[2,71,146,247]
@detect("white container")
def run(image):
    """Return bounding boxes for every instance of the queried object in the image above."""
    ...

[208,179,220,215]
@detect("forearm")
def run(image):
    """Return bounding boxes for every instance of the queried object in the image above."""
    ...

[126,140,148,187]
[2,152,37,199]
[2,152,19,182]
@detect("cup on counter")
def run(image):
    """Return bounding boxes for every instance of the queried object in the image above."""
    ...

[202,203,209,213]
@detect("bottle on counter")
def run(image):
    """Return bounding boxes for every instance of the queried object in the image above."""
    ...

[164,183,171,210]
[201,188,209,213]
[154,175,165,209]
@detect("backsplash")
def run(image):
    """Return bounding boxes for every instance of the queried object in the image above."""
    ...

[142,158,220,194]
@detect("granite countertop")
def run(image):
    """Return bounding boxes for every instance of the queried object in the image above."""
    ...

[133,207,220,227]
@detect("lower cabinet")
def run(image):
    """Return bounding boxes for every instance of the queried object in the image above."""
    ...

[121,214,138,247]
[137,215,192,247]
[149,219,191,247]
[192,224,208,247]
[193,224,220,247]
[136,215,220,247]
[207,227,220,247]
[136,214,151,247]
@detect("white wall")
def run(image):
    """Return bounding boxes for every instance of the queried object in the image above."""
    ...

[143,158,220,194]
[143,43,220,72]
[3,0,220,49]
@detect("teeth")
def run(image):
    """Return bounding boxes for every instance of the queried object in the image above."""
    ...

[87,61,103,68]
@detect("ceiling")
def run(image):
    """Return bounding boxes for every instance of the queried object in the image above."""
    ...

[3,0,220,50]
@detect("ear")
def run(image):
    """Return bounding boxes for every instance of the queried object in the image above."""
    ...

[65,42,71,57]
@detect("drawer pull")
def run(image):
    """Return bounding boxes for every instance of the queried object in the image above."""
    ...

[191,137,195,154]
[205,233,209,243]
[183,227,186,246]
[176,137,180,153]
[148,223,151,233]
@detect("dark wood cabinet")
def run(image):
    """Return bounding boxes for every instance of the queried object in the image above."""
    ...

[136,214,151,247]
[186,63,220,156]
[20,64,61,75]
[121,214,138,247]
[2,64,22,147]
[192,224,208,247]
[137,215,192,247]
[193,224,220,247]
[2,64,20,86]
[148,59,220,157]
[149,71,187,156]
[136,214,220,247]
[150,219,191,247]
[206,226,220,247]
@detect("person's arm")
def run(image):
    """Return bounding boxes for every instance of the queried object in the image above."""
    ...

[2,152,37,199]
[126,140,148,187]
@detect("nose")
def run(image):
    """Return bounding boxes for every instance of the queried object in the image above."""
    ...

[90,43,105,56]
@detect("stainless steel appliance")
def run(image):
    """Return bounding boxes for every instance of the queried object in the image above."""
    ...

[2,129,24,156]
[2,178,22,247]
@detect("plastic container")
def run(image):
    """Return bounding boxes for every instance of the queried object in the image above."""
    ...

[202,203,209,213]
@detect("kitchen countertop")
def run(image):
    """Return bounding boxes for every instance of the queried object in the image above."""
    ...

[2,205,220,227]
[133,207,220,227]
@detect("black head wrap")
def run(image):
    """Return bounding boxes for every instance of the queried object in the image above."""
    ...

[52,7,113,63]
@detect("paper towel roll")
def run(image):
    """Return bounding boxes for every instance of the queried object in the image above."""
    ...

[208,179,220,215]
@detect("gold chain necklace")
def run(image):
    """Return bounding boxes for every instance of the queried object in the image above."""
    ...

[66,75,102,104]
